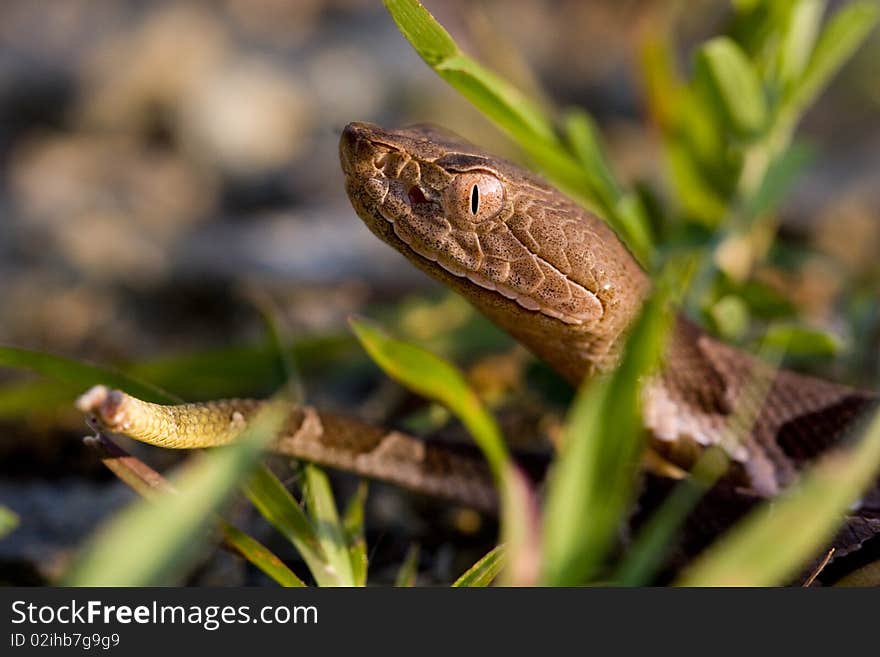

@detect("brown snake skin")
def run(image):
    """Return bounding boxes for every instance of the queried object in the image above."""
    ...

[340,122,878,497]
[79,123,879,564]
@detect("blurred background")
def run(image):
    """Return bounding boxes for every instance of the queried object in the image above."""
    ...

[1,0,878,585]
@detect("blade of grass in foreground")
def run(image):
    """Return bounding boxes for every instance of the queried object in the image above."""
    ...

[695,37,768,138]
[0,334,359,420]
[0,380,83,420]
[613,448,729,586]
[452,545,505,587]
[616,328,788,586]
[343,481,369,587]
[244,465,339,587]
[383,0,552,142]
[350,317,508,475]
[785,1,880,118]
[0,345,180,404]
[395,544,420,587]
[541,286,671,586]
[350,317,541,585]
[303,464,357,586]
[678,407,880,586]
[382,0,652,264]
[219,521,306,587]
[83,432,304,587]
[251,290,306,401]
[496,464,542,586]
[246,296,332,587]
[63,399,288,586]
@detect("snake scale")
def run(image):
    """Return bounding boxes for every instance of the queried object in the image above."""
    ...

[79,123,880,551]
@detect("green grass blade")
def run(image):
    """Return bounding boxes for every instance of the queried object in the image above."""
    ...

[0,380,80,420]
[562,111,654,260]
[0,345,180,404]
[130,334,356,400]
[786,1,879,116]
[0,506,19,540]
[742,140,814,221]
[498,464,542,586]
[452,545,505,587]
[639,34,683,130]
[541,287,671,585]
[384,0,554,142]
[639,33,729,224]
[613,448,729,586]
[563,108,622,208]
[0,335,358,421]
[678,407,880,586]
[433,54,557,143]
[383,0,652,264]
[349,317,508,476]
[251,292,305,400]
[395,544,420,587]
[666,141,730,224]
[342,481,369,587]
[350,317,540,584]
[615,327,791,585]
[775,0,825,88]
[63,400,287,586]
[303,464,357,586]
[219,521,306,587]
[696,37,768,137]
[84,431,302,587]
[382,0,457,66]
[244,465,337,586]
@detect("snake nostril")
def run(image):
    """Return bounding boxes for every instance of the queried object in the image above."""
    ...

[408,186,428,205]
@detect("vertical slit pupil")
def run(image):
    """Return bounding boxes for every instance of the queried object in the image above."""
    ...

[470,184,479,214]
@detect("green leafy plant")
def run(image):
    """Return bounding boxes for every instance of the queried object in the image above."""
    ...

[350,317,540,585]
[244,464,363,587]
[541,284,672,585]
[452,545,505,587]
[64,400,289,586]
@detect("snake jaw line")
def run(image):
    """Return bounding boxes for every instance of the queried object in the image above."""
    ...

[376,196,589,324]
[341,122,633,339]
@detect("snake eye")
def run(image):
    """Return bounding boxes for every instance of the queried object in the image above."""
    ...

[445,172,504,223]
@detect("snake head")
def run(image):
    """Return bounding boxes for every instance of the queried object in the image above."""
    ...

[341,122,650,334]
[341,122,644,327]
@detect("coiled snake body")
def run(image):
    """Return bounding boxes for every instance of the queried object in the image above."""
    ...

[80,123,879,524]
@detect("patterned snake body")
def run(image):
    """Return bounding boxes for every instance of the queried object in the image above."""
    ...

[80,123,878,514]
[340,122,878,499]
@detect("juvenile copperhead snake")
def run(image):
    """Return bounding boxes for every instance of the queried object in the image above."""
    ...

[78,123,879,522]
